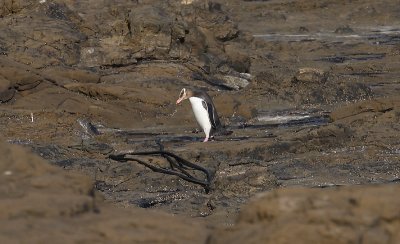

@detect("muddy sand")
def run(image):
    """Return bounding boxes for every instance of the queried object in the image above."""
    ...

[1,0,400,243]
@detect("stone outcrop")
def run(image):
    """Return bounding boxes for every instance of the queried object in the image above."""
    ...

[209,185,400,244]
[2,139,398,243]
[0,140,208,243]
[1,0,400,242]
[0,0,253,106]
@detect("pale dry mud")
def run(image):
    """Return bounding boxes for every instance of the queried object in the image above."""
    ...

[1,0,400,243]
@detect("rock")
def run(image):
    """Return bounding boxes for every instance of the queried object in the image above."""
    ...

[0,0,35,17]
[0,77,15,102]
[128,5,188,60]
[213,93,254,119]
[0,89,15,103]
[224,43,251,73]
[330,97,400,122]
[292,123,352,152]
[329,96,400,146]
[335,25,355,34]
[215,21,239,41]
[0,140,208,243]
[239,72,252,80]
[209,184,400,244]
[215,75,250,90]
[0,0,253,96]
[254,68,371,105]
[0,2,84,68]
[298,26,309,33]
[292,67,327,84]
[0,140,95,219]
[40,67,100,85]
[0,2,399,242]
[0,57,44,92]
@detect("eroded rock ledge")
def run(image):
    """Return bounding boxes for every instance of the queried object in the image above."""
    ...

[209,184,400,244]
[1,140,399,243]
[0,140,208,243]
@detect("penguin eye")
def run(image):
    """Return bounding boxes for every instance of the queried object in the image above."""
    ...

[179,89,185,98]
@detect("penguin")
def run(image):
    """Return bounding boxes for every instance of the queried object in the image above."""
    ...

[176,88,228,142]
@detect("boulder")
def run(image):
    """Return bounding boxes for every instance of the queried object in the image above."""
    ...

[209,185,400,244]
[215,75,250,90]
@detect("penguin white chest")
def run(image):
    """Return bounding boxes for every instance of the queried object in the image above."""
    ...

[189,97,212,136]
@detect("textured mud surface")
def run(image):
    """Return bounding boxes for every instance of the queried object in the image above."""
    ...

[1,0,400,243]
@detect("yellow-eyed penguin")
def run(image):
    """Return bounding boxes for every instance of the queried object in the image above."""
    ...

[176,88,226,142]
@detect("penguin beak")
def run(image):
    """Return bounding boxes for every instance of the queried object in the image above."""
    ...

[176,97,184,105]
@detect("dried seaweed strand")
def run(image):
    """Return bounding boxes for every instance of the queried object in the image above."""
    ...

[109,149,212,193]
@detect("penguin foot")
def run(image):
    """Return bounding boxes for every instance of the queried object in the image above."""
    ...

[203,137,209,142]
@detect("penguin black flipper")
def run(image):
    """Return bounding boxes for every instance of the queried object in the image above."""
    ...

[202,99,219,129]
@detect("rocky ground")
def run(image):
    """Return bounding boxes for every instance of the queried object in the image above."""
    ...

[1,0,400,243]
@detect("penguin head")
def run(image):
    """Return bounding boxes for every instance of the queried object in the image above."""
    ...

[176,88,193,104]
